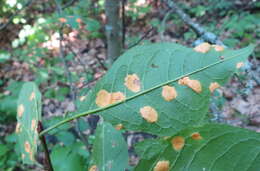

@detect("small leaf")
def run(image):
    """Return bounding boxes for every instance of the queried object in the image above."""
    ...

[90,122,128,171]
[77,43,254,136]
[16,82,41,164]
[135,124,260,171]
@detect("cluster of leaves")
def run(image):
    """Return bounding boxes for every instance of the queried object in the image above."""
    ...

[15,42,259,170]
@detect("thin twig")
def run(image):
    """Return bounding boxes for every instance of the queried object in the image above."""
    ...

[164,0,225,46]
[38,121,54,171]
[128,27,155,49]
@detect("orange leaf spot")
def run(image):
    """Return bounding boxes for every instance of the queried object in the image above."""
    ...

[15,122,21,133]
[29,92,35,101]
[24,141,31,153]
[212,45,224,51]
[194,42,211,53]
[111,92,126,104]
[162,85,177,101]
[89,165,98,171]
[191,132,202,140]
[76,18,82,23]
[79,95,86,101]
[95,90,111,107]
[171,136,185,151]
[59,18,67,23]
[115,123,123,130]
[153,160,170,171]
[140,106,158,123]
[209,82,220,93]
[124,74,141,92]
[178,77,202,93]
[236,62,244,69]
[31,119,37,131]
[17,104,24,118]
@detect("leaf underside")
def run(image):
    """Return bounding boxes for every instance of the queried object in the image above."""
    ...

[77,43,254,136]
[135,124,260,171]
[16,82,41,164]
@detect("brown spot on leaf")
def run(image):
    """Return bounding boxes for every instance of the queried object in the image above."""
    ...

[171,136,185,151]
[124,74,141,92]
[89,165,98,171]
[178,77,202,93]
[76,18,82,23]
[191,132,202,140]
[24,141,31,153]
[162,85,177,101]
[115,123,123,130]
[111,92,126,104]
[31,119,37,131]
[140,106,158,123]
[15,122,21,133]
[79,95,86,101]
[236,62,244,69]
[96,90,111,107]
[212,45,224,51]
[209,82,220,93]
[17,104,24,118]
[154,160,170,171]
[29,92,35,101]
[194,42,211,53]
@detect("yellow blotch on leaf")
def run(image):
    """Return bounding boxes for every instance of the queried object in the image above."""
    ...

[194,42,211,53]
[153,160,170,171]
[124,74,141,92]
[115,123,123,130]
[24,141,31,153]
[140,106,158,123]
[29,92,35,101]
[31,119,37,131]
[162,85,177,101]
[15,122,21,133]
[111,92,126,104]
[96,90,112,107]
[178,77,202,93]
[236,62,244,69]
[17,104,24,118]
[212,45,224,51]
[191,132,202,140]
[209,82,220,93]
[171,136,185,151]
[89,165,98,171]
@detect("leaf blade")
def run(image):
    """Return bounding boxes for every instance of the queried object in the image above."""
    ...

[76,43,254,136]
[16,82,41,164]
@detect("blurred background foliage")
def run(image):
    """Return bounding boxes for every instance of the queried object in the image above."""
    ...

[0,0,259,170]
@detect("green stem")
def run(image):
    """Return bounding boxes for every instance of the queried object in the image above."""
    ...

[39,47,253,137]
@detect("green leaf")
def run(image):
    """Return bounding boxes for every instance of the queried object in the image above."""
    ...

[77,43,254,136]
[16,82,41,164]
[51,145,86,171]
[90,122,128,171]
[135,124,260,171]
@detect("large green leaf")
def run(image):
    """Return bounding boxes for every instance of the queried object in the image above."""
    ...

[16,82,41,164]
[89,122,129,171]
[77,43,254,136]
[135,124,260,171]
